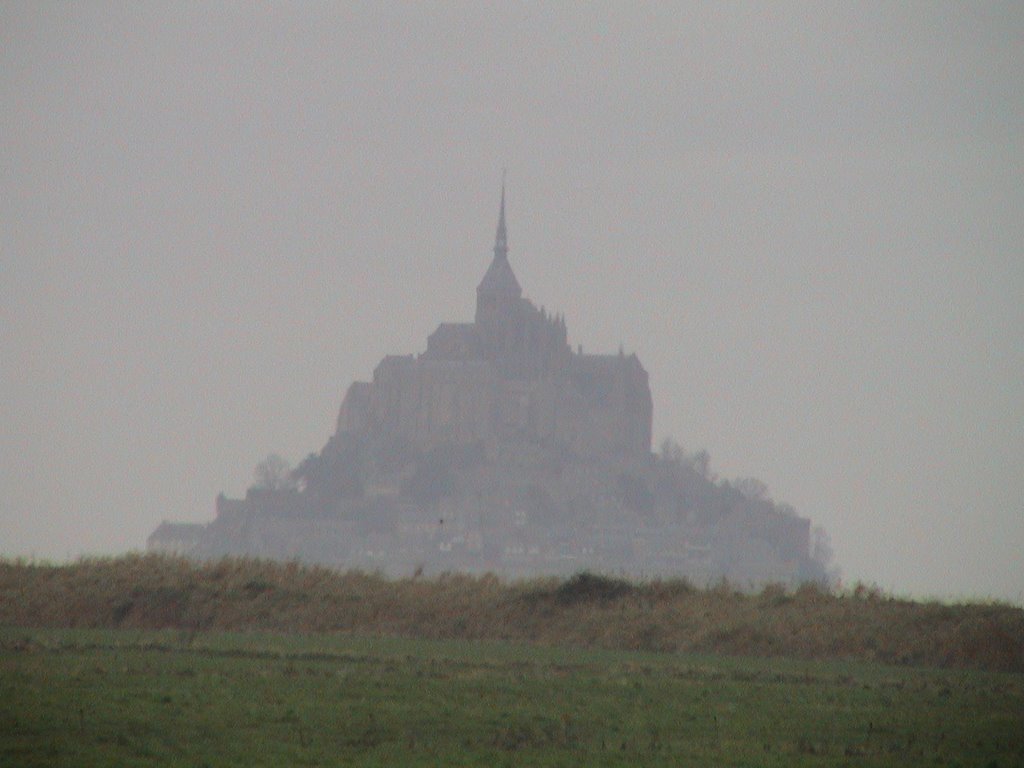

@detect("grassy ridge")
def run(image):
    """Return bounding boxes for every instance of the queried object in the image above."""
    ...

[1,554,1021,672]
[2,628,1022,767]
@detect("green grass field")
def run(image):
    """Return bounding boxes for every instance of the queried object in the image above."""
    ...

[2,627,1021,767]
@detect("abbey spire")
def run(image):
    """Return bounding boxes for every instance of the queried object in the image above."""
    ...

[476,175,522,315]
[494,173,508,261]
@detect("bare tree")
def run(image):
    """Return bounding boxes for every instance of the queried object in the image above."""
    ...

[252,453,296,491]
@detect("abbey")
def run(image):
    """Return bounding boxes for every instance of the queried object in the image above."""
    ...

[336,185,652,460]
[149,187,822,585]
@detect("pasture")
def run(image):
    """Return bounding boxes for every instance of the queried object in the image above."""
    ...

[2,627,1021,767]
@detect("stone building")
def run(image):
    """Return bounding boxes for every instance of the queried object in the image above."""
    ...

[149,186,822,585]
[335,184,652,461]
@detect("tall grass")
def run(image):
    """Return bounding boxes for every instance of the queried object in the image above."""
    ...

[1,554,1021,672]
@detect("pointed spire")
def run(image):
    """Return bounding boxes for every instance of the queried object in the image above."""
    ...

[476,170,522,312]
[494,169,508,261]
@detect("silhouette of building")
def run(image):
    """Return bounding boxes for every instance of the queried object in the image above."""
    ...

[149,184,821,584]
[336,181,651,461]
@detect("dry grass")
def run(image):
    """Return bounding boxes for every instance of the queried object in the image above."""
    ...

[1,554,1021,672]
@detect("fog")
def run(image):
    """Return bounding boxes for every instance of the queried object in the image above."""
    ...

[2,3,1021,602]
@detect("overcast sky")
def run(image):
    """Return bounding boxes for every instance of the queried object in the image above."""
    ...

[3,2,1022,603]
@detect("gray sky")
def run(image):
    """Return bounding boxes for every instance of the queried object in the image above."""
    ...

[3,2,1022,602]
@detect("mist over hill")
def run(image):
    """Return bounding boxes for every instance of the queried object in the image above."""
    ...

[4,5,1021,603]
[150,199,832,586]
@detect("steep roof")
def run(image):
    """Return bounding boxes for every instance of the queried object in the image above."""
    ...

[477,253,522,297]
